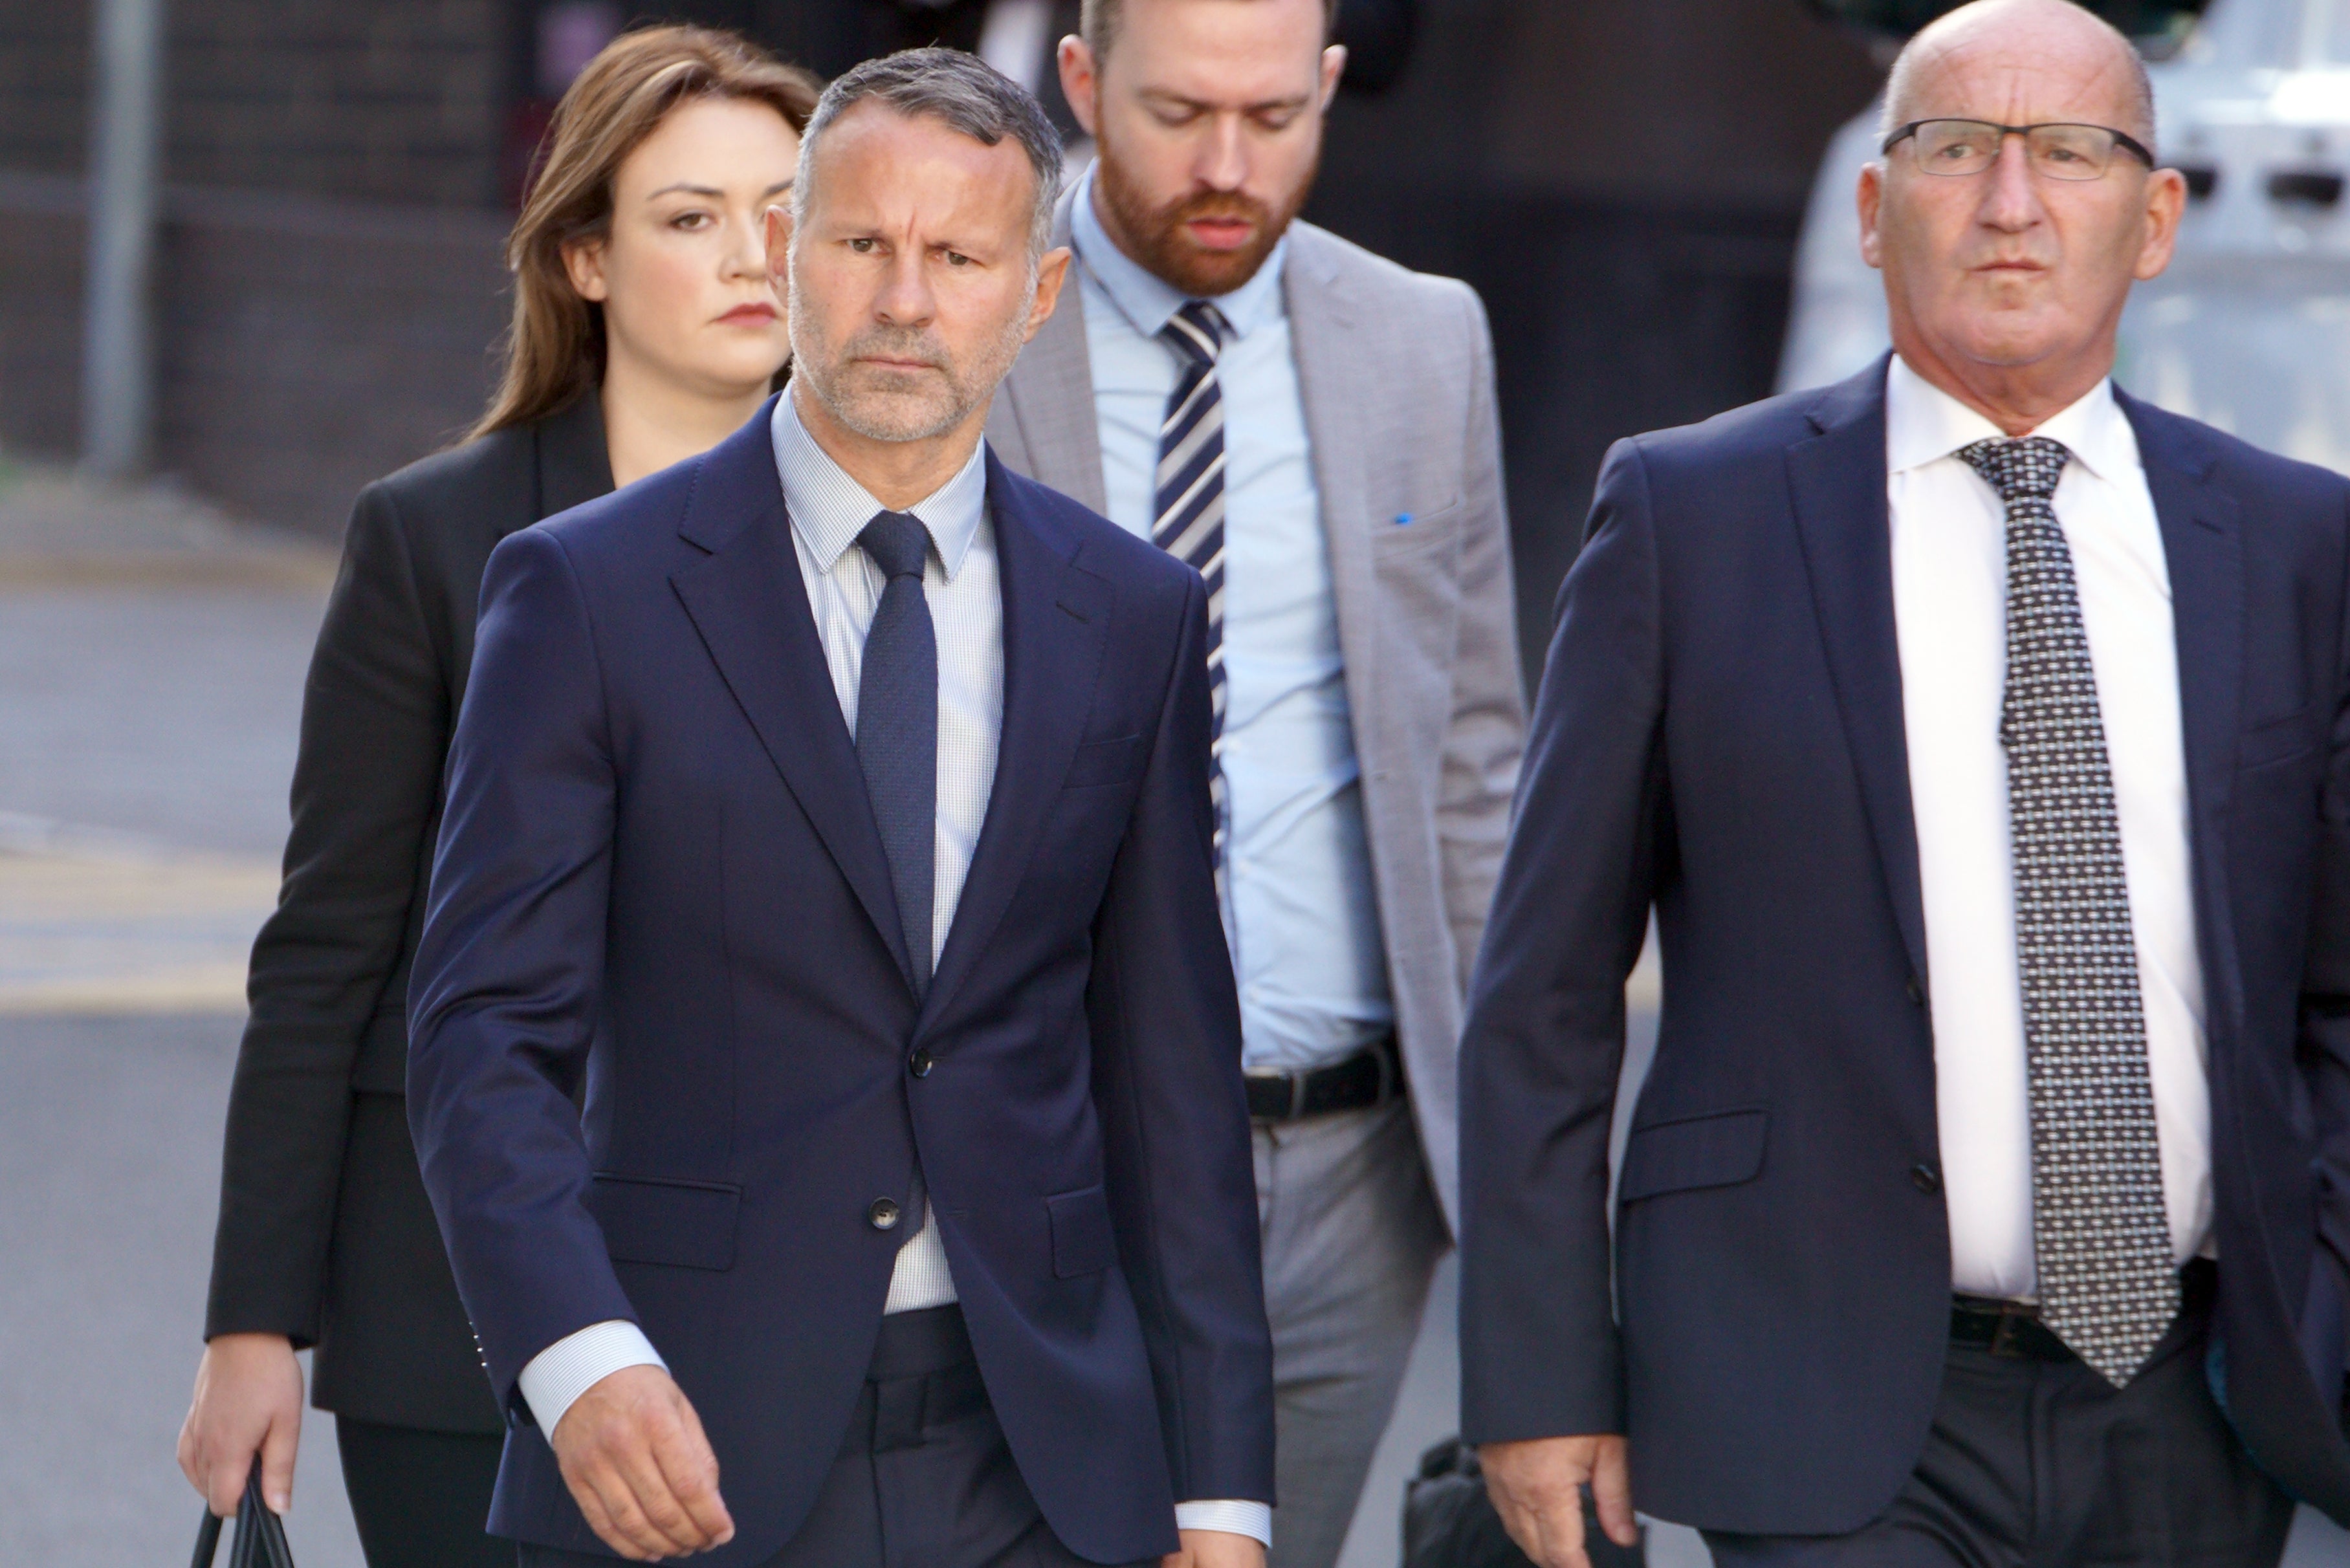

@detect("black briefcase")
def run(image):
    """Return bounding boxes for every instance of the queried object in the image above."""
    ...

[1403,1437,1645,1568]
[190,1472,296,1568]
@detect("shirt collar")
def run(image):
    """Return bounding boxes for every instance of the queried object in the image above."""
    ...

[1068,162,1289,343]
[770,386,990,580]
[1885,352,2137,487]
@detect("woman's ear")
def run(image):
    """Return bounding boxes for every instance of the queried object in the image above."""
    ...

[562,237,611,303]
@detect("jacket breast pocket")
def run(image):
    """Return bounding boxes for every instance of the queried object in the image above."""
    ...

[1618,1107,1768,1204]
[1372,498,1465,562]
[2241,702,2321,772]
[1046,1184,1117,1277]
[1064,734,1145,790]
[589,1173,741,1271]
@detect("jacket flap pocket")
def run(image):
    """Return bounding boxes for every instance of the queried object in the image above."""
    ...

[589,1174,741,1271]
[1618,1107,1768,1203]
[1064,734,1145,790]
[1046,1184,1116,1277]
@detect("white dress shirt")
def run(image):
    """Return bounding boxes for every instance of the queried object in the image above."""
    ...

[1886,353,2214,1300]
[518,391,1264,1545]
[1071,165,1394,1076]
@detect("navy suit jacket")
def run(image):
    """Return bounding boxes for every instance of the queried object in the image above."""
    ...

[407,403,1275,1565]
[1458,358,2350,1534]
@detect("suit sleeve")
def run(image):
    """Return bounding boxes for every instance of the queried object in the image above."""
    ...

[2300,481,2350,1420]
[1458,439,1666,1444]
[406,525,637,1415]
[1086,570,1276,1505]
[204,482,448,1344]
[1437,281,1528,1003]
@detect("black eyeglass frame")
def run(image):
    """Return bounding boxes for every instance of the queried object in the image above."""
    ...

[1880,118,2158,177]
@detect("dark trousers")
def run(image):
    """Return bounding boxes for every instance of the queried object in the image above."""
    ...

[336,1416,516,1568]
[521,1307,1139,1568]
[1702,1269,2294,1567]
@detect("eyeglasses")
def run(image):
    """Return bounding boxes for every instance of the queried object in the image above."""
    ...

[1881,119,2157,180]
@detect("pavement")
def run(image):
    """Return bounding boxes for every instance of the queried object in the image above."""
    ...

[3,461,2345,1568]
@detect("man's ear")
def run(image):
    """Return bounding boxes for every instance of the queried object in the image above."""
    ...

[1026,246,1073,342]
[1319,43,1348,107]
[763,204,793,286]
[1057,35,1101,138]
[1857,162,1886,270]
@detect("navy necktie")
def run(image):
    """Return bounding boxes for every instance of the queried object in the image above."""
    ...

[853,510,937,1000]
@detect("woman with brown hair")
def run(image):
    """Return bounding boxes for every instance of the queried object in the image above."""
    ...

[176,27,818,1567]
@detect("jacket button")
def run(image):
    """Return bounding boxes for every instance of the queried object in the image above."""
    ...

[1905,977,1926,1007]
[909,1047,934,1078]
[1911,1162,1941,1195]
[869,1198,901,1230]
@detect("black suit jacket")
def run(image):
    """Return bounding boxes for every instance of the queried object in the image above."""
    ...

[1458,358,2350,1532]
[203,395,610,1432]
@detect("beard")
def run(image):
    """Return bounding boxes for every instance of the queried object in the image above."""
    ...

[788,274,1034,445]
[1095,132,1317,298]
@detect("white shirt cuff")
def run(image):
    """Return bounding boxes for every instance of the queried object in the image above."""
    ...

[1174,1500,1271,1547]
[516,1320,667,1435]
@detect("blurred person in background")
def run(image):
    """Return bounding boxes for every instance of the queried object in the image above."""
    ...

[986,2,1522,1564]
[1462,2,2350,1565]
[407,47,1272,1568]
[177,27,817,1568]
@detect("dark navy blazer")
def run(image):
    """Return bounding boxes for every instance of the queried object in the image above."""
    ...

[1458,357,2350,1534]
[406,402,1275,1565]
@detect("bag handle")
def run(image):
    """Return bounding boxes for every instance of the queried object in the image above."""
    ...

[190,1471,296,1568]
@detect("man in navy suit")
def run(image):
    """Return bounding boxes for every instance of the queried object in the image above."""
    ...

[1460,3,2350,1565]
[407,50,1273,1568]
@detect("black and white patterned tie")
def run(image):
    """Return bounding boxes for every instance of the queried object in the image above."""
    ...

[1961,435,2179,1388]
[1156,301,1231,882]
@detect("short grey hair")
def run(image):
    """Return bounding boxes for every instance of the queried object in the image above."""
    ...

[791,47,1064,263]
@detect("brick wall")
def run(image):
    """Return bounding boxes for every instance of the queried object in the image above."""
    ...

[0,173,510,532]
[0,0,503,206]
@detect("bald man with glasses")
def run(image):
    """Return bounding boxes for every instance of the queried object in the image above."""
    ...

[1458,3,2350,1565]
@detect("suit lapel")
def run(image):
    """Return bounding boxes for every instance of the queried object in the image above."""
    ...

[921,458,1112,1028]
[998,189,1110,512]
[533,390,615,524]
[1285,227,1384,756]
[668,406,917,994]
[1784,357,1933,991]
[2122,389,2246,1030]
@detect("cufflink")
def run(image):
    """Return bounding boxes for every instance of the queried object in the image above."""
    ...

[1396,512,1414,526]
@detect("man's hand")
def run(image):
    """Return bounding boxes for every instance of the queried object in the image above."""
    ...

[1160,1528,1266,1568]
[550,1364,735,1562]
[1480,1435,1636,1568]
[179,1333,305,1517]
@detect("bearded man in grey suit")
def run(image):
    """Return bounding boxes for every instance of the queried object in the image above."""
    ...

[983,1,1522,1562]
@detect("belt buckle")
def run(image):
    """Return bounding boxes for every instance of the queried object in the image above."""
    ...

[1989,1306,2032,1359]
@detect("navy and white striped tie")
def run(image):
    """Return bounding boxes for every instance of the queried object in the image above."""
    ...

[1155,300,1231,881]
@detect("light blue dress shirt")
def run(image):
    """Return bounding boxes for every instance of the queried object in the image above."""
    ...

[1070,167,1392,1076]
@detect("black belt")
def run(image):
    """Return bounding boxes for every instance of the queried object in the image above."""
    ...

[1246,1033,1402,1122]
[1950,1259,2214,1362]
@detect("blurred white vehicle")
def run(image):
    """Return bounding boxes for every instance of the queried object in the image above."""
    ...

[1777,0,2350,475]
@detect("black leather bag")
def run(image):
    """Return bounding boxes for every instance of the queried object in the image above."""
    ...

[1403,1437,1646,1568]
[190,1472,296,1568]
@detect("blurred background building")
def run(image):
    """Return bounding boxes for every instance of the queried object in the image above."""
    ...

[0,0,1889,670]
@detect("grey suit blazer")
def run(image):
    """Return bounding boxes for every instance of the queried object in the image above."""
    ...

[987,188,1524,1230]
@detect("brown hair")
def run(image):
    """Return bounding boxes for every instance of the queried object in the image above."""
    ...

[470,26,821,441]
[1080,0,1339,59]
